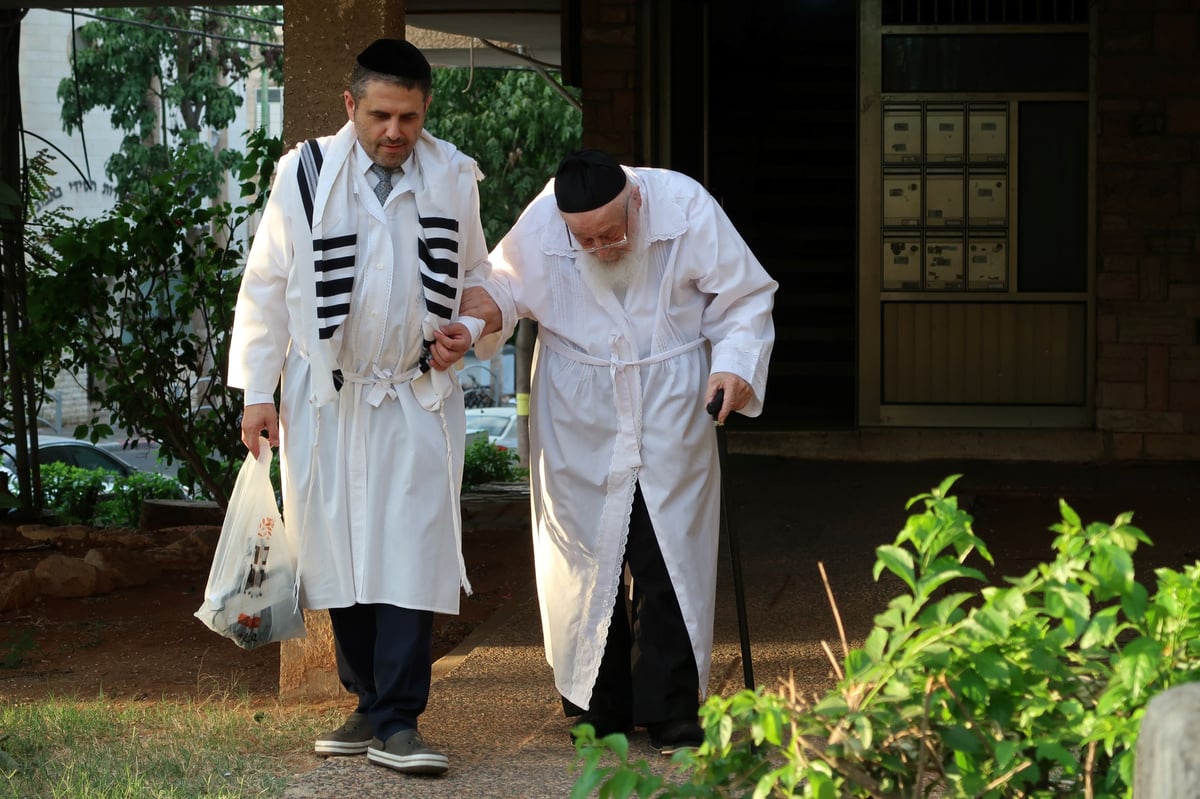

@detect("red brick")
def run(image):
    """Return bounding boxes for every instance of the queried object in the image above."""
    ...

[1142,433,1200,458]
[1141,257,1168,300]
[1098,271,1142,299]
[1100,230,1146,253]
[1149,231,1197,254]
[1102,343,1151,359]
[1097,409,1184,433]
[1183,167,1199,215]
[1167,255,1200,281]
[1099,381,1147,409]
[1154,11,1199,49]
[1148,345,1171,409]
[1168,99,1200,134]
[1171,347,1200,380]
[1102,213,1131,232]
[1121,316,1194,344]
[1102,27,1155,51]
[1099,98,1146,113]
[1098,136,1194,164]
[1104,0,1194,12]
[1098,314,1121,343]
[1103,254,1140,272]
[1172,382,1200,411]
[1110,432,1146,459]
[1098,357,1147,381]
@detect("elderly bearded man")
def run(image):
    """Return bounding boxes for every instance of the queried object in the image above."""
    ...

[462,149,777,754]
[228,39,488,776]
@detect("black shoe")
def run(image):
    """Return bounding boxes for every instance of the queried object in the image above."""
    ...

[314,712,373,756]
[366,729,449,775]
[570,711,633,743]
[647,720,704,756]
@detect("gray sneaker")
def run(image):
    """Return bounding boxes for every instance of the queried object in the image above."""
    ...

[366,729,449,775]
[314,712,373,755]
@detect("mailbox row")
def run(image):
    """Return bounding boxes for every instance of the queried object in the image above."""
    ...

[883,233,1008,292]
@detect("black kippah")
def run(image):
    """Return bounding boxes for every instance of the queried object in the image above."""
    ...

[554,149,626,213]
[356,39,432,82]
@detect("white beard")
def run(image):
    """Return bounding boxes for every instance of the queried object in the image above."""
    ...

[576,212,650,302]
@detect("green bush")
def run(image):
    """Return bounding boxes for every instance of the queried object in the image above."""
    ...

[36,464,187,528]
[463,437,527,489]
[572,475,1200,798]
[94,471,187,528]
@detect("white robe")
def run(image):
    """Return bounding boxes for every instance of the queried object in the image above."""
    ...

[228,123,491,614]
[475,167,776,709]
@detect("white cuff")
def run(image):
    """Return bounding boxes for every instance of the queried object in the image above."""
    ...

[456,315,486,345]
[244,391,275,407]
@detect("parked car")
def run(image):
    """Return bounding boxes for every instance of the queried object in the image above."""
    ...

[1,434,138,494]
[465,406,518,452]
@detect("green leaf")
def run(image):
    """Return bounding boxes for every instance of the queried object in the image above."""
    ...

[874,545,916,590]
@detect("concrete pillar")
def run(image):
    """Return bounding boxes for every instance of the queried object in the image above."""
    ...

[276,0,405,701]
[1134,683,1200,798]
[282,0,405,145]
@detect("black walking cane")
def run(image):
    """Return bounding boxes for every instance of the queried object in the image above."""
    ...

[706,388,756,692]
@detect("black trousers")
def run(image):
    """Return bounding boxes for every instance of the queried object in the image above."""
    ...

[564,482,699,727]
[328,603,433,741]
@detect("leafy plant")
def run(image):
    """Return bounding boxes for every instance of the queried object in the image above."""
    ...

[94,470,187,528]
[34,463,187,528]
[573,476,1200,798]
[57,5,283,199]
[463,437,526,488]
[27,129,283,507]
[37,462,108,525]
[425,67,582,246]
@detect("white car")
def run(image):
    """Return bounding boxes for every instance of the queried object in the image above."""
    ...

[464,406,518,452]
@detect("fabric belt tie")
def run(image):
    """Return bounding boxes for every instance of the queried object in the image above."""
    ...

[341,365,423,407]
[538,333,706,373]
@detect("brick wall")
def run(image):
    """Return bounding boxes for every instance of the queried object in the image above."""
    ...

[1096,0,1200,460]
[577,0,641,163]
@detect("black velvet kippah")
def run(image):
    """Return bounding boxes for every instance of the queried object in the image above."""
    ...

[356,38,432,81]
[554,149,626,213]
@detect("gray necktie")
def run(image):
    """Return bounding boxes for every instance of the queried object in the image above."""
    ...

[370,163,399,205]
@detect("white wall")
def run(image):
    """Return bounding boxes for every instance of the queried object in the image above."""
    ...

[20,10,125,219]
[18,9,264,433]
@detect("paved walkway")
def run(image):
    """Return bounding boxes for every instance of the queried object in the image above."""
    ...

[283,455,1200,798]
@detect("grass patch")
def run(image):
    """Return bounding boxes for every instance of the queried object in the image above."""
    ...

[0,695,337,798]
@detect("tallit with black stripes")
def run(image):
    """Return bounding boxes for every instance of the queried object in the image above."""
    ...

[297,139,463,364]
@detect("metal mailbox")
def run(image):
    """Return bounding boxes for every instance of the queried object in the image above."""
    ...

[883,234,922,290]
[883,168,922,226]
[967,233,1008,290]
[968,103,1008,163]
[968,169,1008,226]
[925,104,965,163]
[925,169,965,227]
[924,234,964,290]
[883,104,922,163]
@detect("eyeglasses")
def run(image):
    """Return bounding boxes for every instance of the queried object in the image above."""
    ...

[565,196,630,254]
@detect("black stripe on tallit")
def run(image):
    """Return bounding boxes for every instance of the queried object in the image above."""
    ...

[316,254,355,273]
[419,215,459,232]
[315,233,357,251]
[423,236,459,252]
[420,274,458,303]
[316,277,355,297]
[298,139,323,227]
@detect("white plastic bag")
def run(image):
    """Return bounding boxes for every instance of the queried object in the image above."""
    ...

[194,446,305,649]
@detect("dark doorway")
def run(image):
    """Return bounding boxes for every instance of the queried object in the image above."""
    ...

[703,1,860,430]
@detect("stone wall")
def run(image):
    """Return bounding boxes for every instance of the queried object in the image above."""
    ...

[1095,1,1200,459]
